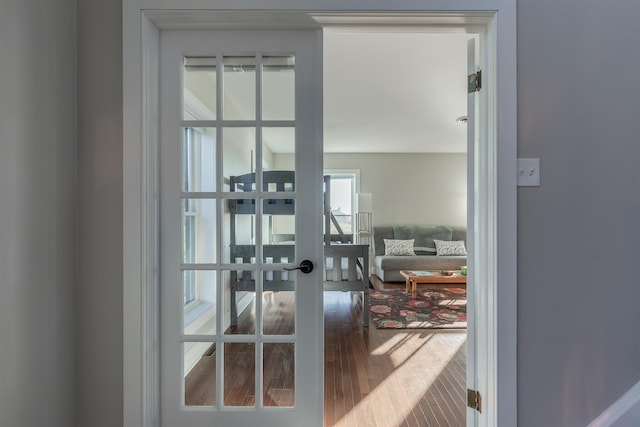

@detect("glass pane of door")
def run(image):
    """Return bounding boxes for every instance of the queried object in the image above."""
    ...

[223,56,256,120]
[183,57,217,120]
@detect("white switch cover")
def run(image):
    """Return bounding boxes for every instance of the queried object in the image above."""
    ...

[517,158,540,187]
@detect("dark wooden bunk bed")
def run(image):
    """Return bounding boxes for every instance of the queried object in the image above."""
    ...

[228,171,369,327]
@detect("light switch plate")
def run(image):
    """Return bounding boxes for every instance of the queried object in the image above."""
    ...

[517,158,540,187]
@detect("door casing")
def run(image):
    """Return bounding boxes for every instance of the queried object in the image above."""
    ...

[123,7,517,427]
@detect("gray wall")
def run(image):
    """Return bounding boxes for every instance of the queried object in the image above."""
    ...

[325,153,467,227]
[2,1,640,427]
[275,153,468,228]
[0,1,77,426]
[517,0,640,426]
[77,0,123,426]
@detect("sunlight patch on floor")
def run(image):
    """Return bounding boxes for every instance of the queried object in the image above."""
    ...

[334,331,466,427]
[372,330,465,368]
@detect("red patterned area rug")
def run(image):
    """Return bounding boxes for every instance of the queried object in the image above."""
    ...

[369,288,467,329]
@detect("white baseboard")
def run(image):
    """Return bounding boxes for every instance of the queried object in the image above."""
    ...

[588,380,640,427]
[223,292,253,328]
[184,294,254,376]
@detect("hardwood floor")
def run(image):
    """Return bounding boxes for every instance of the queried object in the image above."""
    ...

[185,289,466,426]
[324,291,466,427]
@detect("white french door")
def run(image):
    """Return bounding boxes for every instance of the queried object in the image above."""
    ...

[159,30,324,427]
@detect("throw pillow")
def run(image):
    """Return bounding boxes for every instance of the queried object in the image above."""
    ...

[384,239,416,256]
[433,239,467,256]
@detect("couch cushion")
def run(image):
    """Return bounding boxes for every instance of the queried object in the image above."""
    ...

[393,225,452,251]
[374,254,467,282]
[376,255,466,270]
[451,227,466,243]
[373,226,394,256]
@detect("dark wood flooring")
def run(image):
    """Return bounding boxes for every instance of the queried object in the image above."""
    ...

[185,288,467,426]
[324,290,466,427]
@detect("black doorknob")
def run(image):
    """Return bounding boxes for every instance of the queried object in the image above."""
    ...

[284,259,314,274]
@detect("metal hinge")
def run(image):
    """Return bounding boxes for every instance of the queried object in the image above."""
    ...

[467,389,482,412]
[468,70,482,93]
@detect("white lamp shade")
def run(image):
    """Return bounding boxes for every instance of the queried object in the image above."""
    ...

[356,193,372,212]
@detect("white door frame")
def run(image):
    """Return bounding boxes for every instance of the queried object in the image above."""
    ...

[123,5,517,427]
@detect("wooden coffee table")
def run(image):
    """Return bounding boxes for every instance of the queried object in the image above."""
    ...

[400,270,467,299]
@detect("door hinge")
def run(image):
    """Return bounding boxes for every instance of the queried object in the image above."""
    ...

[467,389,482,412]
[468,70,482,93]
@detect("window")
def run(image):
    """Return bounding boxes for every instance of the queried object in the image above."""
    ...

[181,126,217,308]
[326,172,357,236]
[183,128,199,305]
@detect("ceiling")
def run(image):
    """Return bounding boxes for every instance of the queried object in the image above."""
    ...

[324,31,470,153]
[151,11,473,154]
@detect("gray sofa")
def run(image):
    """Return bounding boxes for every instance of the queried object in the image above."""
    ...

[373,225,467,282]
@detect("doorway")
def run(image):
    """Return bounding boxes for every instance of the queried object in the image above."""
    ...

[321,28,469,426]
[123,9,517,427]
